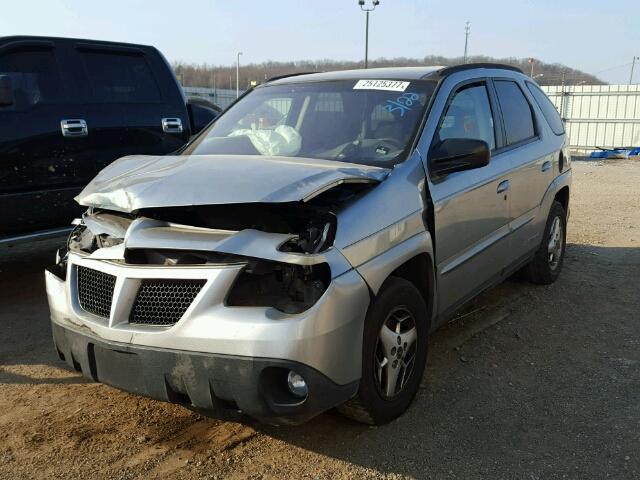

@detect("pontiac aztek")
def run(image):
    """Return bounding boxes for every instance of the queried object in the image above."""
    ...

[46,64,571,425]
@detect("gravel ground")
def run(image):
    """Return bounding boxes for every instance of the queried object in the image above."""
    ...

[0,160,638,479]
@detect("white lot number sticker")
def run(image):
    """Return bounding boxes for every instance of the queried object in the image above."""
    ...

[353,79,410,92]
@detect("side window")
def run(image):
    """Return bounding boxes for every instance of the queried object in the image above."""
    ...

[0,48,63,109]
[80,50,161,103]
[494,80,536,145]
[435,83,496,151]
[525,81,565,135]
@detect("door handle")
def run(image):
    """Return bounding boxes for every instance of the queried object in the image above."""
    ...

[60,119,88,137]
[162,117,183,134]
[497,180,510,194]
[541,161,552,172]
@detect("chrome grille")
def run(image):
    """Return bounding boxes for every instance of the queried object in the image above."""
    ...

[129,279,206,326]
[77,266,116,319]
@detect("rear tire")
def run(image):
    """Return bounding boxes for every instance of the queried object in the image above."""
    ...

[525,200,567,285]
[338,277,428,425]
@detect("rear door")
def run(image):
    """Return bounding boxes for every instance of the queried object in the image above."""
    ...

[0,38,92,236]
[491,78,553,262]
[426,79,511,316]
[70,42,190,174]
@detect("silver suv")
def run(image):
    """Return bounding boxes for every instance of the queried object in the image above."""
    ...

[46,64,571,425]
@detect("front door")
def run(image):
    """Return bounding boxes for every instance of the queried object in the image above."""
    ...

[426,80,511,316]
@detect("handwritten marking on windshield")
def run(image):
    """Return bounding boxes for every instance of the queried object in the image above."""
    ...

[385,92,420,117]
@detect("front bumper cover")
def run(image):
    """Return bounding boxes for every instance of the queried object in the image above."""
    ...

[52,322,358,425]
[46,253,370,386]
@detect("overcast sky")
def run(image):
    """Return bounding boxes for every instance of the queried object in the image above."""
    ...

[2,0,638,84]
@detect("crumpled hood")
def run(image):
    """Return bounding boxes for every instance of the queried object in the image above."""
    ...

[76,154,390,213]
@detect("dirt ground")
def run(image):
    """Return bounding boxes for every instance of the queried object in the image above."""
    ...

[0,160,638,480]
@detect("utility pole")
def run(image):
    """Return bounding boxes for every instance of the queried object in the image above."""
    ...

[358,0,380,69]
[463,21,470,64]
[236,51,243,98]
[630,56,639,85]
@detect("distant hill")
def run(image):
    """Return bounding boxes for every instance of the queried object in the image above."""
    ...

[173,55,604,90]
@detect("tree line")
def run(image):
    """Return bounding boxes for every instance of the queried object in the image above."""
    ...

[172,55,604,89]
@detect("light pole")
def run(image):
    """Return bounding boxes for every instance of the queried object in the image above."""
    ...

[358,0,380,69]
[528,57,535,77]
[236,51,243,98]
[630,56,639,85]
[463,21,470,64]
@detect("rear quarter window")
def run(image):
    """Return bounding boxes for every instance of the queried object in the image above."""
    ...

[525,81,565,135]
[494,80,536,145]
[80,50,161,103]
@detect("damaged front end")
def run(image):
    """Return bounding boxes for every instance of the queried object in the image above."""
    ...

[59,192,362,315]
[46,154,386,423]
[55,154,387,315]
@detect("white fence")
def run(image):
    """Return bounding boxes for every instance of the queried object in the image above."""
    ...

[541,85,640,153]
[182,84,640,154]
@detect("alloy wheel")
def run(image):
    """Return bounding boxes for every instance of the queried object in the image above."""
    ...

[548,216,564,270]
[374,306,418,399]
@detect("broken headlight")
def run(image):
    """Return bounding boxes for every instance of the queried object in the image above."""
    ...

[279,218,336,254]
[226,260,331,314]
[67,222,123,254]
[67,223,94,253]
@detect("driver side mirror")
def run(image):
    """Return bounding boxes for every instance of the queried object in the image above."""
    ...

[0,75,14,107]
[429,138,490,176]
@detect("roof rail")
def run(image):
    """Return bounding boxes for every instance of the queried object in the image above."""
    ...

[266,71,318,83]
[434,63,523,78]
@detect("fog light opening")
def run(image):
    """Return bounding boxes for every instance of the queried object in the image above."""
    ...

[287,370,308,398]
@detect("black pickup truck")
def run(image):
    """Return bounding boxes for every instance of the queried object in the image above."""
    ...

[0,36,218,244]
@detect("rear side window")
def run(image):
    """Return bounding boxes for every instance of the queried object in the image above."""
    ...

[526,81,565,135]
[494,80,536,145]
[80,50,161,103]
[0,48,63,108]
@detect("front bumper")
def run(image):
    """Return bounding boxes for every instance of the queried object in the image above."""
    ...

[52,322,358,425]
[46,252,370,423]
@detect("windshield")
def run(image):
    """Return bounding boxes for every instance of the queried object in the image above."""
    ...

[184,79,437,167]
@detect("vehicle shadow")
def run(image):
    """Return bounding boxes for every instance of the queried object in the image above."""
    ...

[0,368,87,385]
[250,277,530,478]
[249,242,640,478]
[0,237,72,384]
[3,239,639,477]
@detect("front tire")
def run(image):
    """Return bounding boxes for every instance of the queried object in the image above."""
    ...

[338,277,428,425]
[525,200,567,284]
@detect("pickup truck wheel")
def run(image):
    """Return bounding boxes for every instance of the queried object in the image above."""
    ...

[338,277,428,425]
[526,200,567,285]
